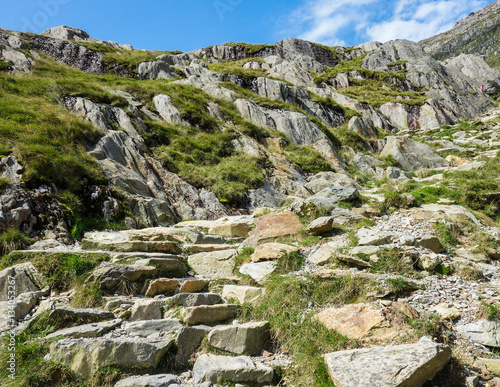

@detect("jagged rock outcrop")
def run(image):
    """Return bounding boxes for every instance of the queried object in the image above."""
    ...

[362,40,493,126]
[446,54,500,95]
[421,1,500,61]
[42,25,92,42]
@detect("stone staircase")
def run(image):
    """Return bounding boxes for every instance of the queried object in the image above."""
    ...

[3,218,276,386]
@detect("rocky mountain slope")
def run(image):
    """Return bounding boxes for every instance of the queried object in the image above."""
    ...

[0,14,499,387]
[421,0,500,68]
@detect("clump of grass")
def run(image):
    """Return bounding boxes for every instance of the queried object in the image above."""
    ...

[434,222,461,250]
[283,145,332,174]
[0,251,108,292]
[244,275,374,386]
[370,249,418,276]
[276,251,305,274]
[234,247,255,270]
[406,313,442,339]
[480,302,500,320]
[0,176,9,193]
[72,280,104,308]
[0,229,33,256]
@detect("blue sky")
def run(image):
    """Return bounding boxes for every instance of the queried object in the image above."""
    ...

[0,0,494,51]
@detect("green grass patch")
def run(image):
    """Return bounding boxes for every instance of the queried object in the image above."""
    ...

[283,145,333,174]
[0,229,33,256]
[369,249,418,276]
[243,274,375,386]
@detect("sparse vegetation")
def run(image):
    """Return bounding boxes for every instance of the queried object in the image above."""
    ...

[0,229,33,256]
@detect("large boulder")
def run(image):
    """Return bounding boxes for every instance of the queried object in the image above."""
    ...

[49,338,174,378]
[244,211,302,247]
[314,303,413,341]
[42,25,91,41]
[0,263,46,301]
[239,261,278,285]
[89,265,157,293]
[187,249,238,279]
[324,337,451,387]
[207,321,271,356]
[446,54,500,95]
[379,136,448,171]
[193,354,274,385]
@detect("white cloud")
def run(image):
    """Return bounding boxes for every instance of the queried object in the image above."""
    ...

[287,0,489,46]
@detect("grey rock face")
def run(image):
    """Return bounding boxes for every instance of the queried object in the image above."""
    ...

[324,337,451,387]
[90,264,157,292]
[42,25,91,42]
[457,319,500,347]
[153,94,185,123]
[348,116,378,138]
[0,263,46,301]
[29,35,109,74]
[176,325,212,367]
[193,354,274,384]
[50,338,174,378]
[138,61,179,80]
[446,54,500,95]
[1,47,33,72]
[362,40,493,124]
[39,307,115,329]
[207,321,271,356]
[180,304,240,326]
[380,136,448,171]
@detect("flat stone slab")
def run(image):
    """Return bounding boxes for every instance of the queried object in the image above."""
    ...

[193,354,274,385]
[50,338,174,378]
[324,337,451,387]
[46,319,122,339]
[169,293,222,307]
[134,258,187,277]
[181,304,240,326]
[115,374,180,387]
[457,319,500,347]
[122,319,183,338]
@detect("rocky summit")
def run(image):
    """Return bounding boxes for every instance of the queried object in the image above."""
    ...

[1,3,500,386]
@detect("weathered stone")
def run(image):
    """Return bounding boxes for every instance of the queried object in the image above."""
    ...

[239,261,277,285]
[180,304,239,326]
[417,253,442,271]
[457,319,500,347]
[90,265,157,292]
[208,321,270,356]
[410,204,480,226]
[175,325,213,367]
[179,279,208,293]
[433,303,461,321]
[475,358,500,377]
[456,248,489,263]
[209,222,251,238]
[305,172,361,194]
[356,228,392,246]
[324,337,451,387]
[188,232,226,245]
[306,216,335,235]
[0,263,46,301]
[188,249,238,279]
[41,307,115,329]
[153,94,184,123]
[50,338,174,378]
[311,186,359,202]
[337,254,371,268]
[250,243,299,262]
[193,354,274,385]
[221,285,265,306]
[169,293,222,307]
[130,300,162,321]
[380,136,448,172]
[315,303,410,340]
[348,116,378,138]
[245,211,302,246]
[122,319,183,337]
[46,319,122,339]
[416,235,445,253]
[114,374,180,387]
[133,258,187,278]
[308,245,336,265]
[145,279,180,297]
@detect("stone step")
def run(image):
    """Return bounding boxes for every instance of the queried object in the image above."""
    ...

[82,239,182,254]
[184,244,237,253]
[110,251,186,262]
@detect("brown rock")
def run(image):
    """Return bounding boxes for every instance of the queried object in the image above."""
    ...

[306,216,335,235]
[145,279,180,297]
[209,223,251,238]
[250,243,299,262]
[179,279,208,293]
[180,304,240,326]
[314,303,412,340]
[184,244,235,253]
[245,211,302,247]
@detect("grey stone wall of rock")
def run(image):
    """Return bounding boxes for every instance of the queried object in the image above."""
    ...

[29,35,109,74]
